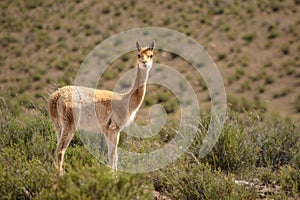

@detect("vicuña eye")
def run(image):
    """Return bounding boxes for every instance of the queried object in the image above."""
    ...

[150,55,153,58]
[137,55,141,58]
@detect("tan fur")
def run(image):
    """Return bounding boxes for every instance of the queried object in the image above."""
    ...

[48,41,154,175]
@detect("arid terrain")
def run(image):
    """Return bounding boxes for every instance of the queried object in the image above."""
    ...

[1,0,299,121]
[0,0,299,199]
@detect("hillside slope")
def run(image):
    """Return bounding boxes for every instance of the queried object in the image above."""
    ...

[0,0,299,121]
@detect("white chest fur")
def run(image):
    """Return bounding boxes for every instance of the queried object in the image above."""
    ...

[123,110,137,128]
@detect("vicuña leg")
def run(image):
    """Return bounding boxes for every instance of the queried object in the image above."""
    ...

[56,124,75,176]
[105,130,120,172]
[54,122,62,144]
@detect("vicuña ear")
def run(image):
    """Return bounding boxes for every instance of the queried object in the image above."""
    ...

[136,40,141,51]
[148,40,155,51]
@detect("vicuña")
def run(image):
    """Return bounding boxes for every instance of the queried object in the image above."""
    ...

[48,41,155,175]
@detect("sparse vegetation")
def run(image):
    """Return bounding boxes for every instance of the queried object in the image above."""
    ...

[228,68,245,84]
[273,88,291,99]
[0,0,299,199]
[264,75,275,85]
[0,109,153,199]
[242,33,257,44]
[281,43,290,55]
[1,104,299,199]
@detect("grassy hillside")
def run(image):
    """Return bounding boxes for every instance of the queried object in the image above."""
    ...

[0,0,299,199]
[1,104,299,199]
[1,0,300,120]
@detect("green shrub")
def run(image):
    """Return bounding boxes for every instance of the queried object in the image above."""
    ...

[24,0,43,9]
[163,99,177,113]
[253,118,299,169]
[1,100,299,199]
[253,97,267,111]
[264,75,274,85]
[227,95,239,110]
[32,72,42,81]
[0,111,153,199]
[229,68,244,83]
[278,166,300,198]
[242,33,257,44]
[267,24,280,39]
[0,35,17,47]
[40,164,153,200]
[217,53,227,61]
[227,31,238,41]
[189,113,299,172]
[273,88,291,99]
[55,60,69,71]
[257,167,276,185]
[0,148,57,199]
[240,81,251,92]
[151,161,257,200]
[227,95,254,113]
[102,5,111,14]
[198,78,208,90]
[196,117,258,172]
[264,61,273,68]
[281,43,290,55]
[102,70,118,80]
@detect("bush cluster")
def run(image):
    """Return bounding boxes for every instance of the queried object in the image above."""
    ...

[0,111,153,199]
[0,105,299,199]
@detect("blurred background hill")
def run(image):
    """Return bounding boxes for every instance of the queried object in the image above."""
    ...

[0,0,299,121]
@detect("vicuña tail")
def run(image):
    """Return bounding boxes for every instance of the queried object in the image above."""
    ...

[48,90,61,121]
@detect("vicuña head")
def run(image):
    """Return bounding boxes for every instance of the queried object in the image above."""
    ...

[136,40,154,69]
[48,40,155,175]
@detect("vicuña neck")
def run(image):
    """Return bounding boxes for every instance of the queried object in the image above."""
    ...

[125,65,150,113]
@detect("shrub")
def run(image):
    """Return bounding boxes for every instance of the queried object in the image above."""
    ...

[151,161,257,200]
[1,103,299,199]
[278,166,300,198]
[32,72,42,81]
[102,5,111,14]
[40,165,153,200]
[257,167,276,185]
[264,75,274,85]
[198,78,208,90]
[24,0,43,9]
[227,95,240,111]
[253,118,299,169]
[273,88,291,99]
[217,53,227,61]
[264,61,273,68]
[55,60,69,71]
[281,43,290,55]
[227,31,238,41]
[240,81,251,92]
[285,67,295,76]
[0,112,153,199]
[227,95,254,113]
[189,113,299,172]
[253,97,267,111]
[0,35,17,47]
[267,24,280,39]
[196,117,258,172]
[242,33,257,44]
[256,85,264,94]
[102,70,118,80]
[228,68,244,84]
